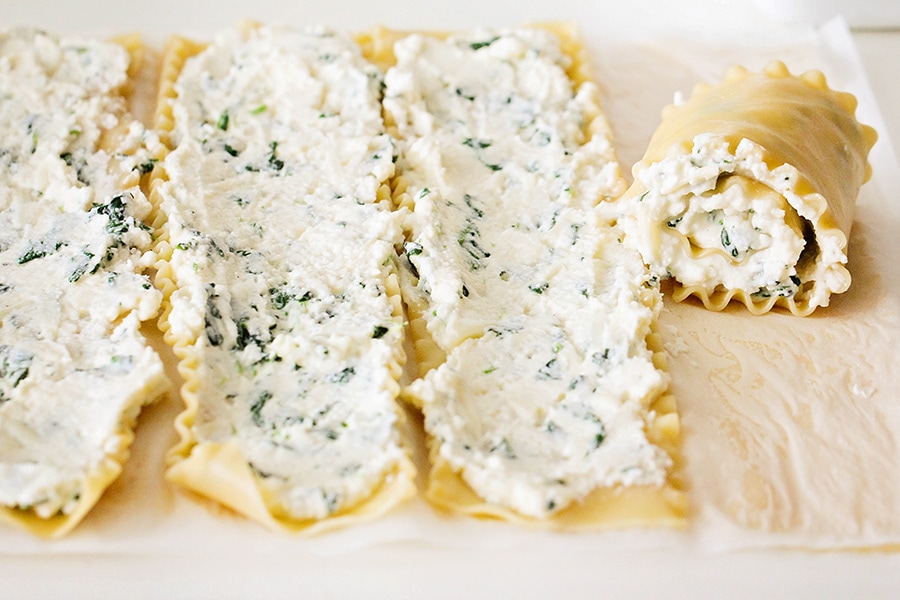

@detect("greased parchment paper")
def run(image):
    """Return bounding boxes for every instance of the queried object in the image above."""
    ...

[1,9,898,583]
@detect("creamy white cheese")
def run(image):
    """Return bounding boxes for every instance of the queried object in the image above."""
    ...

[385,30,671,517]
[158,26,407,520]
[621,133,821,301]
[0,29,164,518]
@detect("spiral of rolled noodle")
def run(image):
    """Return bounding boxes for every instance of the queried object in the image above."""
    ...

[618,61,877,315]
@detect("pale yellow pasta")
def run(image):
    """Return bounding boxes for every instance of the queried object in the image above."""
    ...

[0,31,167,538]
[369,24,687,529]
[617,62,877,315]
[151,25,415,534]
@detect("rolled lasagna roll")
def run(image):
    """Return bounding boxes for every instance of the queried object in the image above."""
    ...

[617,62,877,315]
[376,25,686,528]
[0,29,167,537]
[151,24,415,533]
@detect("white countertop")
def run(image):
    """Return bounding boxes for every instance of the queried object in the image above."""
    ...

[854,30,900,156]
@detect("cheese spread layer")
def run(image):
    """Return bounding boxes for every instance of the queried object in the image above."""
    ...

[385,29,673,518]
[157,25,409,521]
[0,29,164,520]
[627,134,812,300]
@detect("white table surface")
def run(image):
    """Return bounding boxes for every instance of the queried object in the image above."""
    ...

[854,30,900,156]
[1,2,900,598]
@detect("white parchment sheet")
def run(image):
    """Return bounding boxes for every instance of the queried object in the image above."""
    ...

[1,9,898,587]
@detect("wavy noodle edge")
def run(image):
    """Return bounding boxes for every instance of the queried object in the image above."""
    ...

[0,369,169,538]
[362,22,627,204]
[0,34,173,538]
[371,25,686,528]
[625,131,856,316]
[639,61,876,315]
[423,316,688,530]
[150,27,416,533]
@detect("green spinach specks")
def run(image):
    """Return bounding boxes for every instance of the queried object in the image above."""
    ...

[469,36,499,50]
[204,284,225,347]
[404,241,423,257]
[328,366,356,384]
[93,193,130,235]
[457,221,491,269]
[0,346,32,390]
[267,141,284,171]
[250,391,271,426]
[18,238,65,264]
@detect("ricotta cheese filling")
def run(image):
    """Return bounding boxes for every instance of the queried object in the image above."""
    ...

[623,133,821,301]
[0,29,164,518]
[158,26,408,520]
[385,30,672,518]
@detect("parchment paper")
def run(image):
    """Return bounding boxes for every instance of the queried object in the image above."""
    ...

[1,10,898,570]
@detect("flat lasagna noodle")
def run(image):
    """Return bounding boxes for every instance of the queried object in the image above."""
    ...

[371,24,687,528]
[151,24,415,533]
[0,29,167,537]
[616,62,877,315]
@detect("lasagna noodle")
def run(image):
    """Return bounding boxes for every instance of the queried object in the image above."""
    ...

[151,24,415,533]
[0,30,168,537]
[617,62,877,315]
[373,25,686,528]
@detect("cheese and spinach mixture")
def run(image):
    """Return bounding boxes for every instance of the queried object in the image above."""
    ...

[384,30,673,518]
[157,26,409,520]
[0,29,165,519]
[627,133,813,300]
